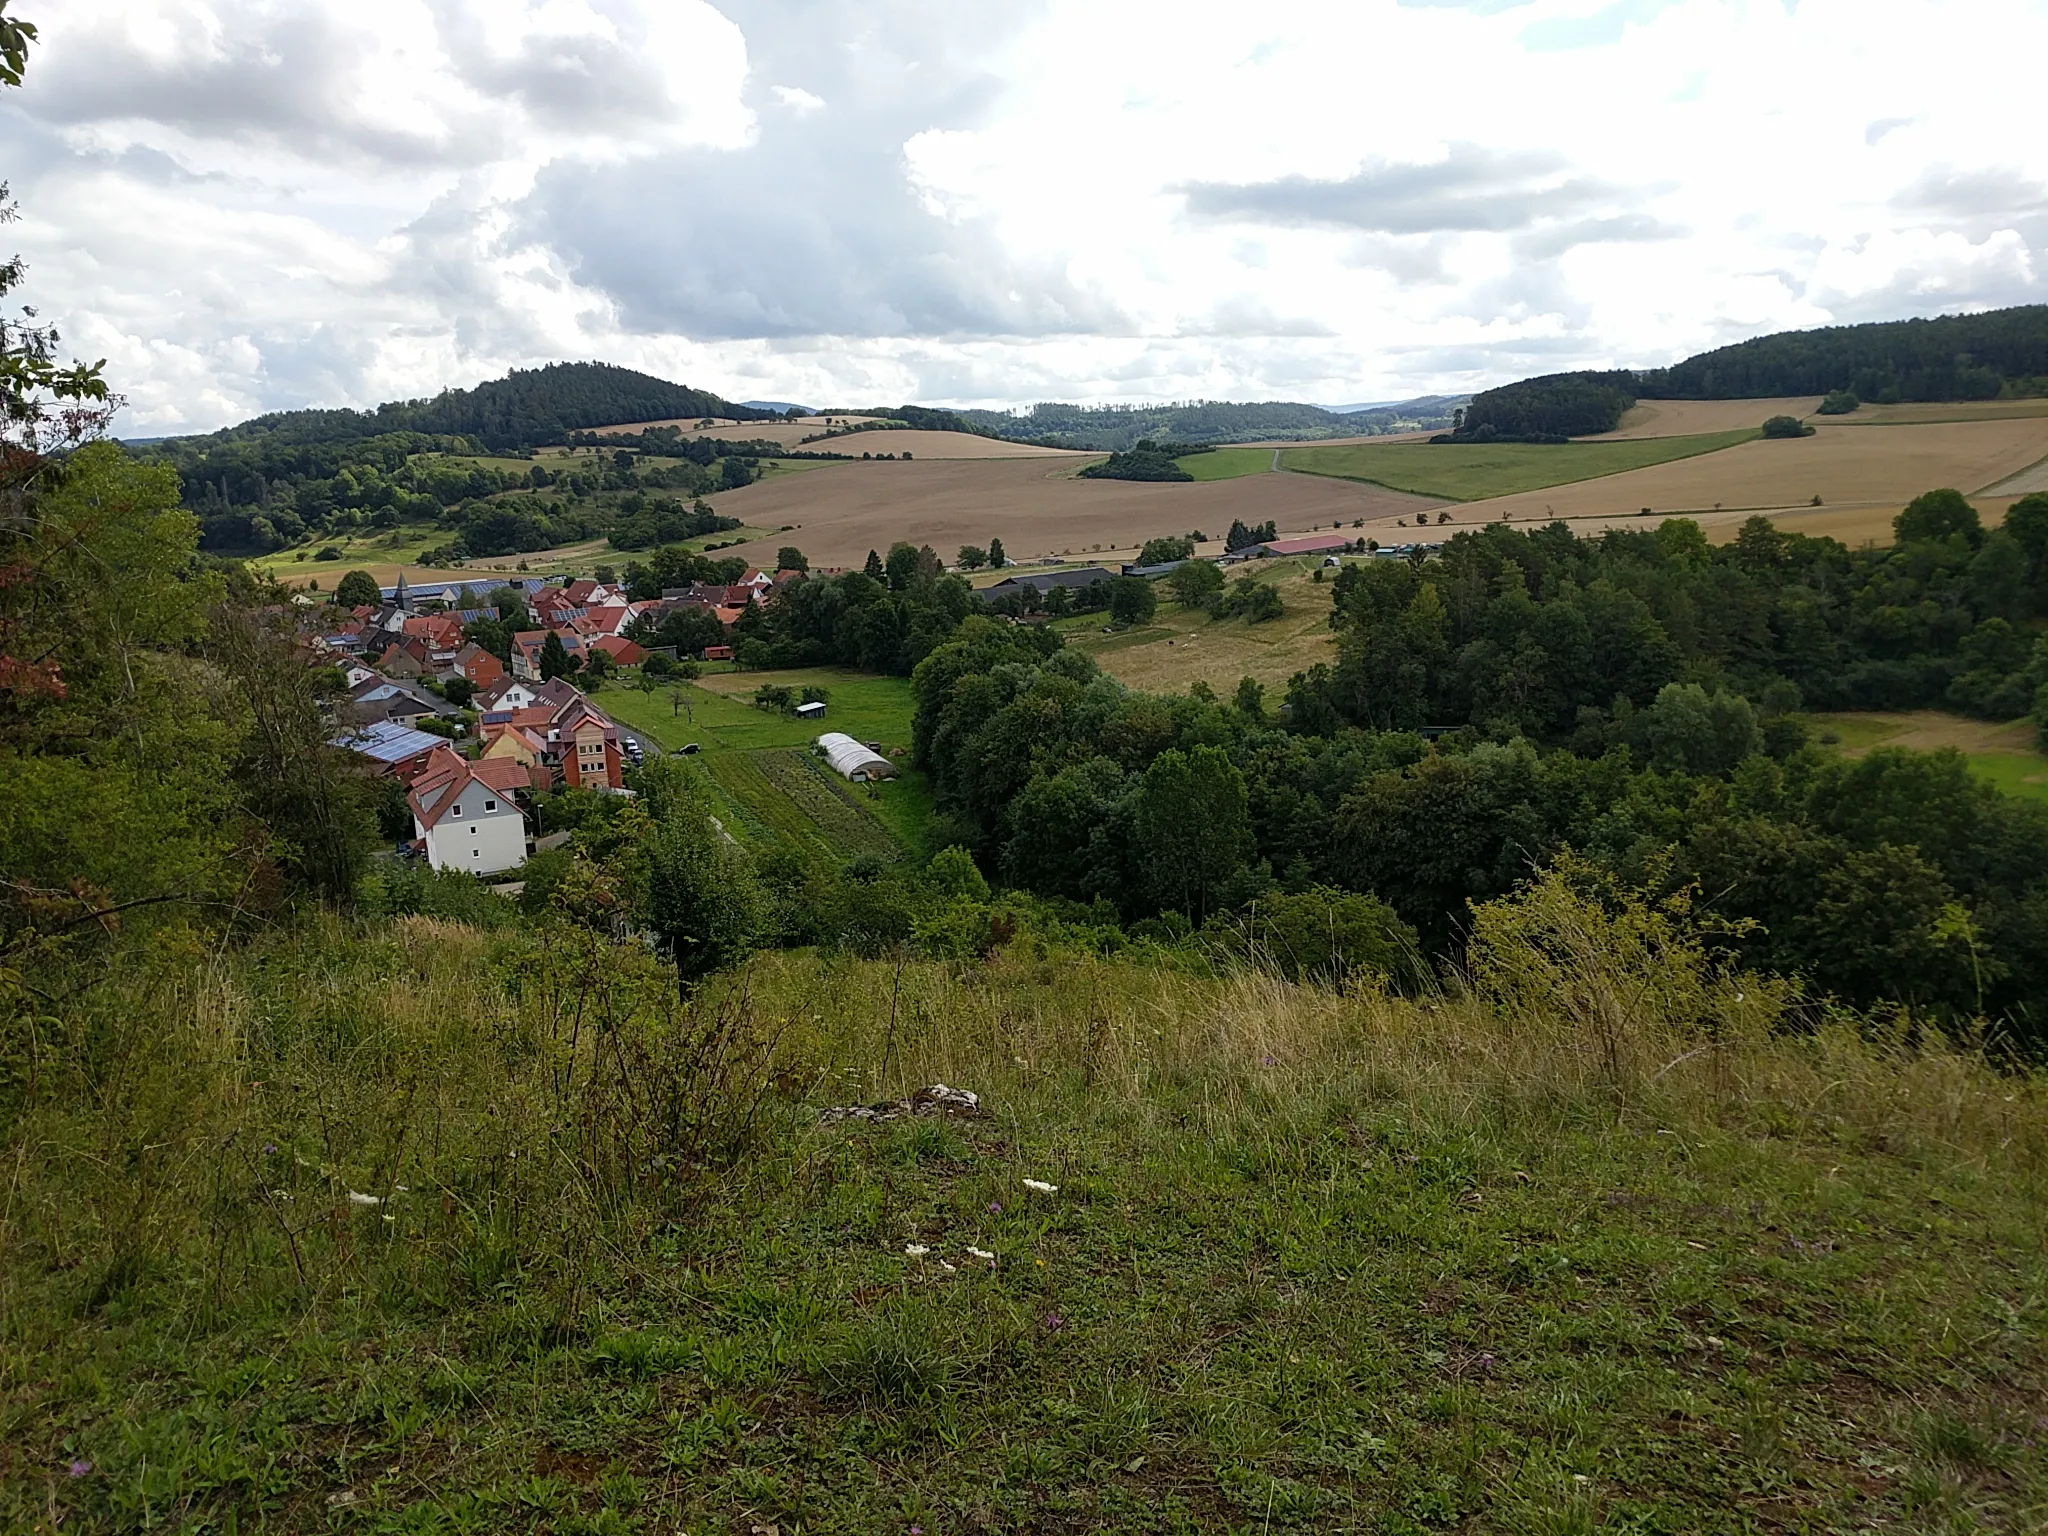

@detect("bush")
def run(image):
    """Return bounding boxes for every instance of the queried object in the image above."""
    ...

[1222,885,1421,991]
[1817,389,1860,415]
[1761,415,1815,439]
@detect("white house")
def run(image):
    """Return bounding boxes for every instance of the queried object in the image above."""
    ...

[407,753,530,874]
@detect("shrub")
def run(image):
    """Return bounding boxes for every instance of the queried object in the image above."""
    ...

[1761,415,1814,439]
[1817,389,1860,415]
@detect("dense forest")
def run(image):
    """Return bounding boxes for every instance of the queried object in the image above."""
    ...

[1458,305,2048,439]
[910,497,2048,1046]
[957,397,1464,450]
[128,363,775,552]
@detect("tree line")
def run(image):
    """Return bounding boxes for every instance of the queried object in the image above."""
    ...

[1457,305,2048,439]
[907,592,2048,1048]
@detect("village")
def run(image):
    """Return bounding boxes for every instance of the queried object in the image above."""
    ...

[310,566,796,876]
[308,530,1418,878]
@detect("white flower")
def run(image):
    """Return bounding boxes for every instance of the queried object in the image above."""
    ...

[904,1244,929,1257]
[1022,1178,1059,1194]
[966,1246,996,1263]
[939,1260,957,1273]
[347,1191,382,1206]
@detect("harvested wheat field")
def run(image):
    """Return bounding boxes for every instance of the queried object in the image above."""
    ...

[1826,398,2048,427]
[589,415,881,446]
[772,429,1082,460]
[1454,417,2048,526]
[1590,397,1822,438]
[712,457,1447,569]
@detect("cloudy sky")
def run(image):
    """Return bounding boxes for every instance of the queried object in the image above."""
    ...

[6,0,2046,433]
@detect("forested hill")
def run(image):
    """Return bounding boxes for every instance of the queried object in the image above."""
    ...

[957,396,1464,450]
[1459,305,2048,439]
[137,362,775,458]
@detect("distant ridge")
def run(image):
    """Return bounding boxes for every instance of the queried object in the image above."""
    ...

[1460,305,2048,440]
[953,396,1464,451]
[740,400,815,415]
[145,362,779,456]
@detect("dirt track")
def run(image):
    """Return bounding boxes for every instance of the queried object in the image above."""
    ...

[710,457,1447,568]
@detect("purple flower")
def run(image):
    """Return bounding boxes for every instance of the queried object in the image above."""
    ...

[987,1202,1002,1214]
[262,1144,278,1156]
[1261,1054,1275,1066]
[67,1459,91,1478]
[1042,1311,1065,1333]
[1474,1353,1497,1372]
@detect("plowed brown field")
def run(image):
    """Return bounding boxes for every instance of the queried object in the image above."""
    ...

[710,457,1447,569]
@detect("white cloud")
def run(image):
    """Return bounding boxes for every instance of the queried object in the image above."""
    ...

[0,0,2044,432]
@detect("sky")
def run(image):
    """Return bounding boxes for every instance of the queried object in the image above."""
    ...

[5,0,2047,434]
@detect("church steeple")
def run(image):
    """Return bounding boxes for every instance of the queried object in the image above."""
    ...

[395,570,412,614]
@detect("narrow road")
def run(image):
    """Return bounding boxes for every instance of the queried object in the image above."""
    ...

[1270,448,1281,472]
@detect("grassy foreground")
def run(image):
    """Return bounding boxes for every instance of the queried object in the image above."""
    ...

[1280,431,1756,503]
[3,886,2045,1533]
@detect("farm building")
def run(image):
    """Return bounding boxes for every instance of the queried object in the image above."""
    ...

[1226,532,1355,562]
[795,699,827,722]
[817,732,897,782]
[985,566,1118,595]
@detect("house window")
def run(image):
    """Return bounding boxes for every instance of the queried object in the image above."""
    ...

[484,799,497,812]
[451,804,463,818]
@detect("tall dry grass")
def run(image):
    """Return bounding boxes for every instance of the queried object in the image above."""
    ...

[3,867,2043,1340]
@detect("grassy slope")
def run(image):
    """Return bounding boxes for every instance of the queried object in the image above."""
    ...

[5,922,2043,1533]
[1061,560,1343,693]
[1176,448,1277,482]
[1281,430,1757,503]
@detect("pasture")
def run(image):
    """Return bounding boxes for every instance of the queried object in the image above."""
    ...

[1176,447,1277,481]
[709,456,1445,569]
[1280,430,1757,503]
[1807,710,2048,803]
[1448,417,2048,532]
[1063,560,1342,693]
[599,670,930,857]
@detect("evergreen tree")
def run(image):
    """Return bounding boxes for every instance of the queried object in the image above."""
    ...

[987,537,1007,569]
[539,631,577,681]
[864,549,885,580]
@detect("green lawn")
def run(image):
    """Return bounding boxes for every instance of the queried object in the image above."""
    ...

[1964,753,2048,803]
[602,669,933,857]
[1175,447,1276,481]
[1279,430,1756,503]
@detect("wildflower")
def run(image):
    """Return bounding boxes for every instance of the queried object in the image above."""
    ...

[904,1244,929,1258]
[987,1202,1002,1214]
[347,1191,382,1207]
[966,1246,995,1264]
[262,1144,278,1156]
[939,1261,957,1273]
[1261,1053,1275,1066]
[1041,1311,1065,1333]
[1022,1178,1058,1194]
[67,1459,90,1478]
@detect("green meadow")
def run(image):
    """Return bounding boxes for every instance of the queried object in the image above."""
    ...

[1279,430,1757,503]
